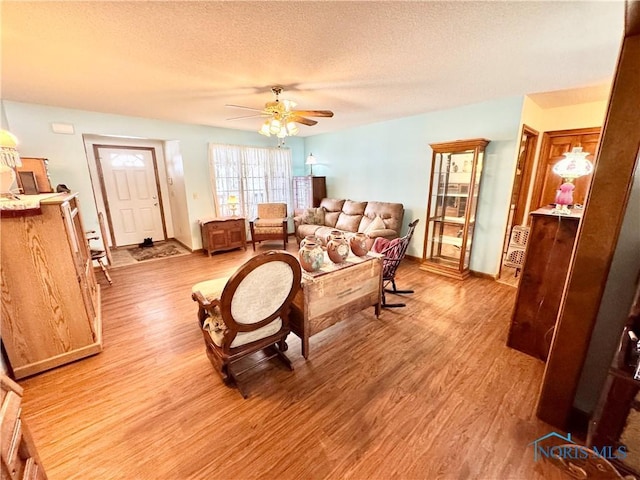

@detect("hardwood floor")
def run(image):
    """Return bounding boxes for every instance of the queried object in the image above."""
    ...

[17,243,563,479]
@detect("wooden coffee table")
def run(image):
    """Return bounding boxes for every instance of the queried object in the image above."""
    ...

[289,252,383,359]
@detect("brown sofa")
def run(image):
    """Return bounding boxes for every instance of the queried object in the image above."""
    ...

[294,198,404,245]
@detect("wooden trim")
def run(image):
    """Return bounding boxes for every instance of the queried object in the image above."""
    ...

[429,138,490,151]
[471,271,498,280]
[529,127,601,213]
[404,254,422,263]
[513,125,539,227]
[536,32,640,429]
[93,145,167,246]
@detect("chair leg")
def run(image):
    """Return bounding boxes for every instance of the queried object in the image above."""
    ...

[384,279,414,295]
[382,279,413,308]
[98,258,113,285]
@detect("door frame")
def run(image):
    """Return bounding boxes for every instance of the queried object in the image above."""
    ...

[93,144,168,247]
[498,124,538,279]
[529,126,601,212]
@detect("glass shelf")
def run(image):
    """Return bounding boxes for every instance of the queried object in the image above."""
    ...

[421,138,490,280]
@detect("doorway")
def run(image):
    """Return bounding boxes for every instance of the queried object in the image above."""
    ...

[94,145,167,247]
[498,125,539,285]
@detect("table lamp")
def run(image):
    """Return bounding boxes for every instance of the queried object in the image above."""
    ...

[227,194,239,216]
[551,147,593,215]
[0,129,22,199]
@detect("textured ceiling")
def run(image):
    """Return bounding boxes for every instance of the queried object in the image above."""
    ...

[0,1,626,136]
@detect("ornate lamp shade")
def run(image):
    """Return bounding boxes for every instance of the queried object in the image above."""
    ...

[0,129,22,197]
[552,147,593,181]
[551,147,593,214]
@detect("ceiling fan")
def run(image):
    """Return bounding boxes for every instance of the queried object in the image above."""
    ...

[226,87,334,139]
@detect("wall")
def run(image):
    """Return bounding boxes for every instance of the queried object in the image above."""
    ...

[305,96,524,275]
[2,101,305,249]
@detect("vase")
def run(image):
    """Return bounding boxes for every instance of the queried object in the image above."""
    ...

[300,234,321,249]
[349,232,370,257]
[326,231,350,264]
[298,239,324,273]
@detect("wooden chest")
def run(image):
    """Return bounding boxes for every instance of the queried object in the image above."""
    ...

[289,253,382,358]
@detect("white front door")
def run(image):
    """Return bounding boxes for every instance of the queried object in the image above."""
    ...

[97,147,165,246]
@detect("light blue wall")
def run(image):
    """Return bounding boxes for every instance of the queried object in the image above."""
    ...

[2,101,305,248]
[3,97,523,273]
[305,96,524,274]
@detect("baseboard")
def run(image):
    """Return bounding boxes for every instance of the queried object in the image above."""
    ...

[404,254,422,263]
[470,270,499,280]
[170,237,194,253]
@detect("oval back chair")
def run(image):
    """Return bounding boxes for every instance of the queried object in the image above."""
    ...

[192,250,302,397]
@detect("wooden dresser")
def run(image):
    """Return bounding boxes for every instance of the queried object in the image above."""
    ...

[507,207,582,361]
[293,176,326,209]
[199,217,247,255]
[1,193,102,379]
[1,375,47,479]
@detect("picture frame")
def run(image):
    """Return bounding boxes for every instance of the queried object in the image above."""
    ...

[18,171,40,195]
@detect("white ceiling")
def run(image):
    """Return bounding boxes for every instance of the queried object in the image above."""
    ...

[1,1,626,137]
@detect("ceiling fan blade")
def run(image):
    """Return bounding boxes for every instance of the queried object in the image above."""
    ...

[225,104,265,112]
[290,116,318,126]
[291,110,334,118]
[226,114,269,120]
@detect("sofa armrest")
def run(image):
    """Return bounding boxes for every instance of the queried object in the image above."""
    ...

[293,215,303,230]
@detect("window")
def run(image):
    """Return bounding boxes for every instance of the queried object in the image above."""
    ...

[209,144,293,219]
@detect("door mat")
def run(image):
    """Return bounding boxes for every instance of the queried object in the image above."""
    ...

[110,240,191,267]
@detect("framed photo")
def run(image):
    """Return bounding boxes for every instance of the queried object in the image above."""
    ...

[18,171,39,195]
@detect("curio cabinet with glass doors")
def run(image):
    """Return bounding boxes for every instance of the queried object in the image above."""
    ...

[421,138,490,279]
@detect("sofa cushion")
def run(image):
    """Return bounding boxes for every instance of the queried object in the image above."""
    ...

[319,198,345,228]
[363,201,404,234]
[335,212,362,232]
[297,224,323,238]
[363,215,385,234]
[342,200,367,216]
[301,207,325,225]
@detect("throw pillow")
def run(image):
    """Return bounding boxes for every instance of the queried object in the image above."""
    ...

[364,215,386,234]
[301,207,325,225]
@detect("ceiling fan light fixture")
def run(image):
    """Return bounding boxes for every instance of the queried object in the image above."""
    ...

[286,122,299,135]
[269,118,281,134]
[259,121,272,137]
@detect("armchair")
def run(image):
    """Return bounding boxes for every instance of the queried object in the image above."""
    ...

[191,250,302,397]
[249,202,288,251]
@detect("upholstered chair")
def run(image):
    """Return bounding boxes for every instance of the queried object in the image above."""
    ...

[191,250,302,397]
[249,203,288,251]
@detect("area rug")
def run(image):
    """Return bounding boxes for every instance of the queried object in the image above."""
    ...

[110,240,191,267]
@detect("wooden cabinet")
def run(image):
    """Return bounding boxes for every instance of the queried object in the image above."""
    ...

[507,208,581,360]
[1,193,102,379]
[421,138,489,279]
[200,217,247,255]
[1,375,47,480]
[293,176,326,209]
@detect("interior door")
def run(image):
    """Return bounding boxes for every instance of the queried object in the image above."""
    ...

[96,146,166,246]
[530,127,601,211]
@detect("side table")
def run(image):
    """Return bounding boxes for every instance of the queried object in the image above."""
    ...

[200,217,247,255]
